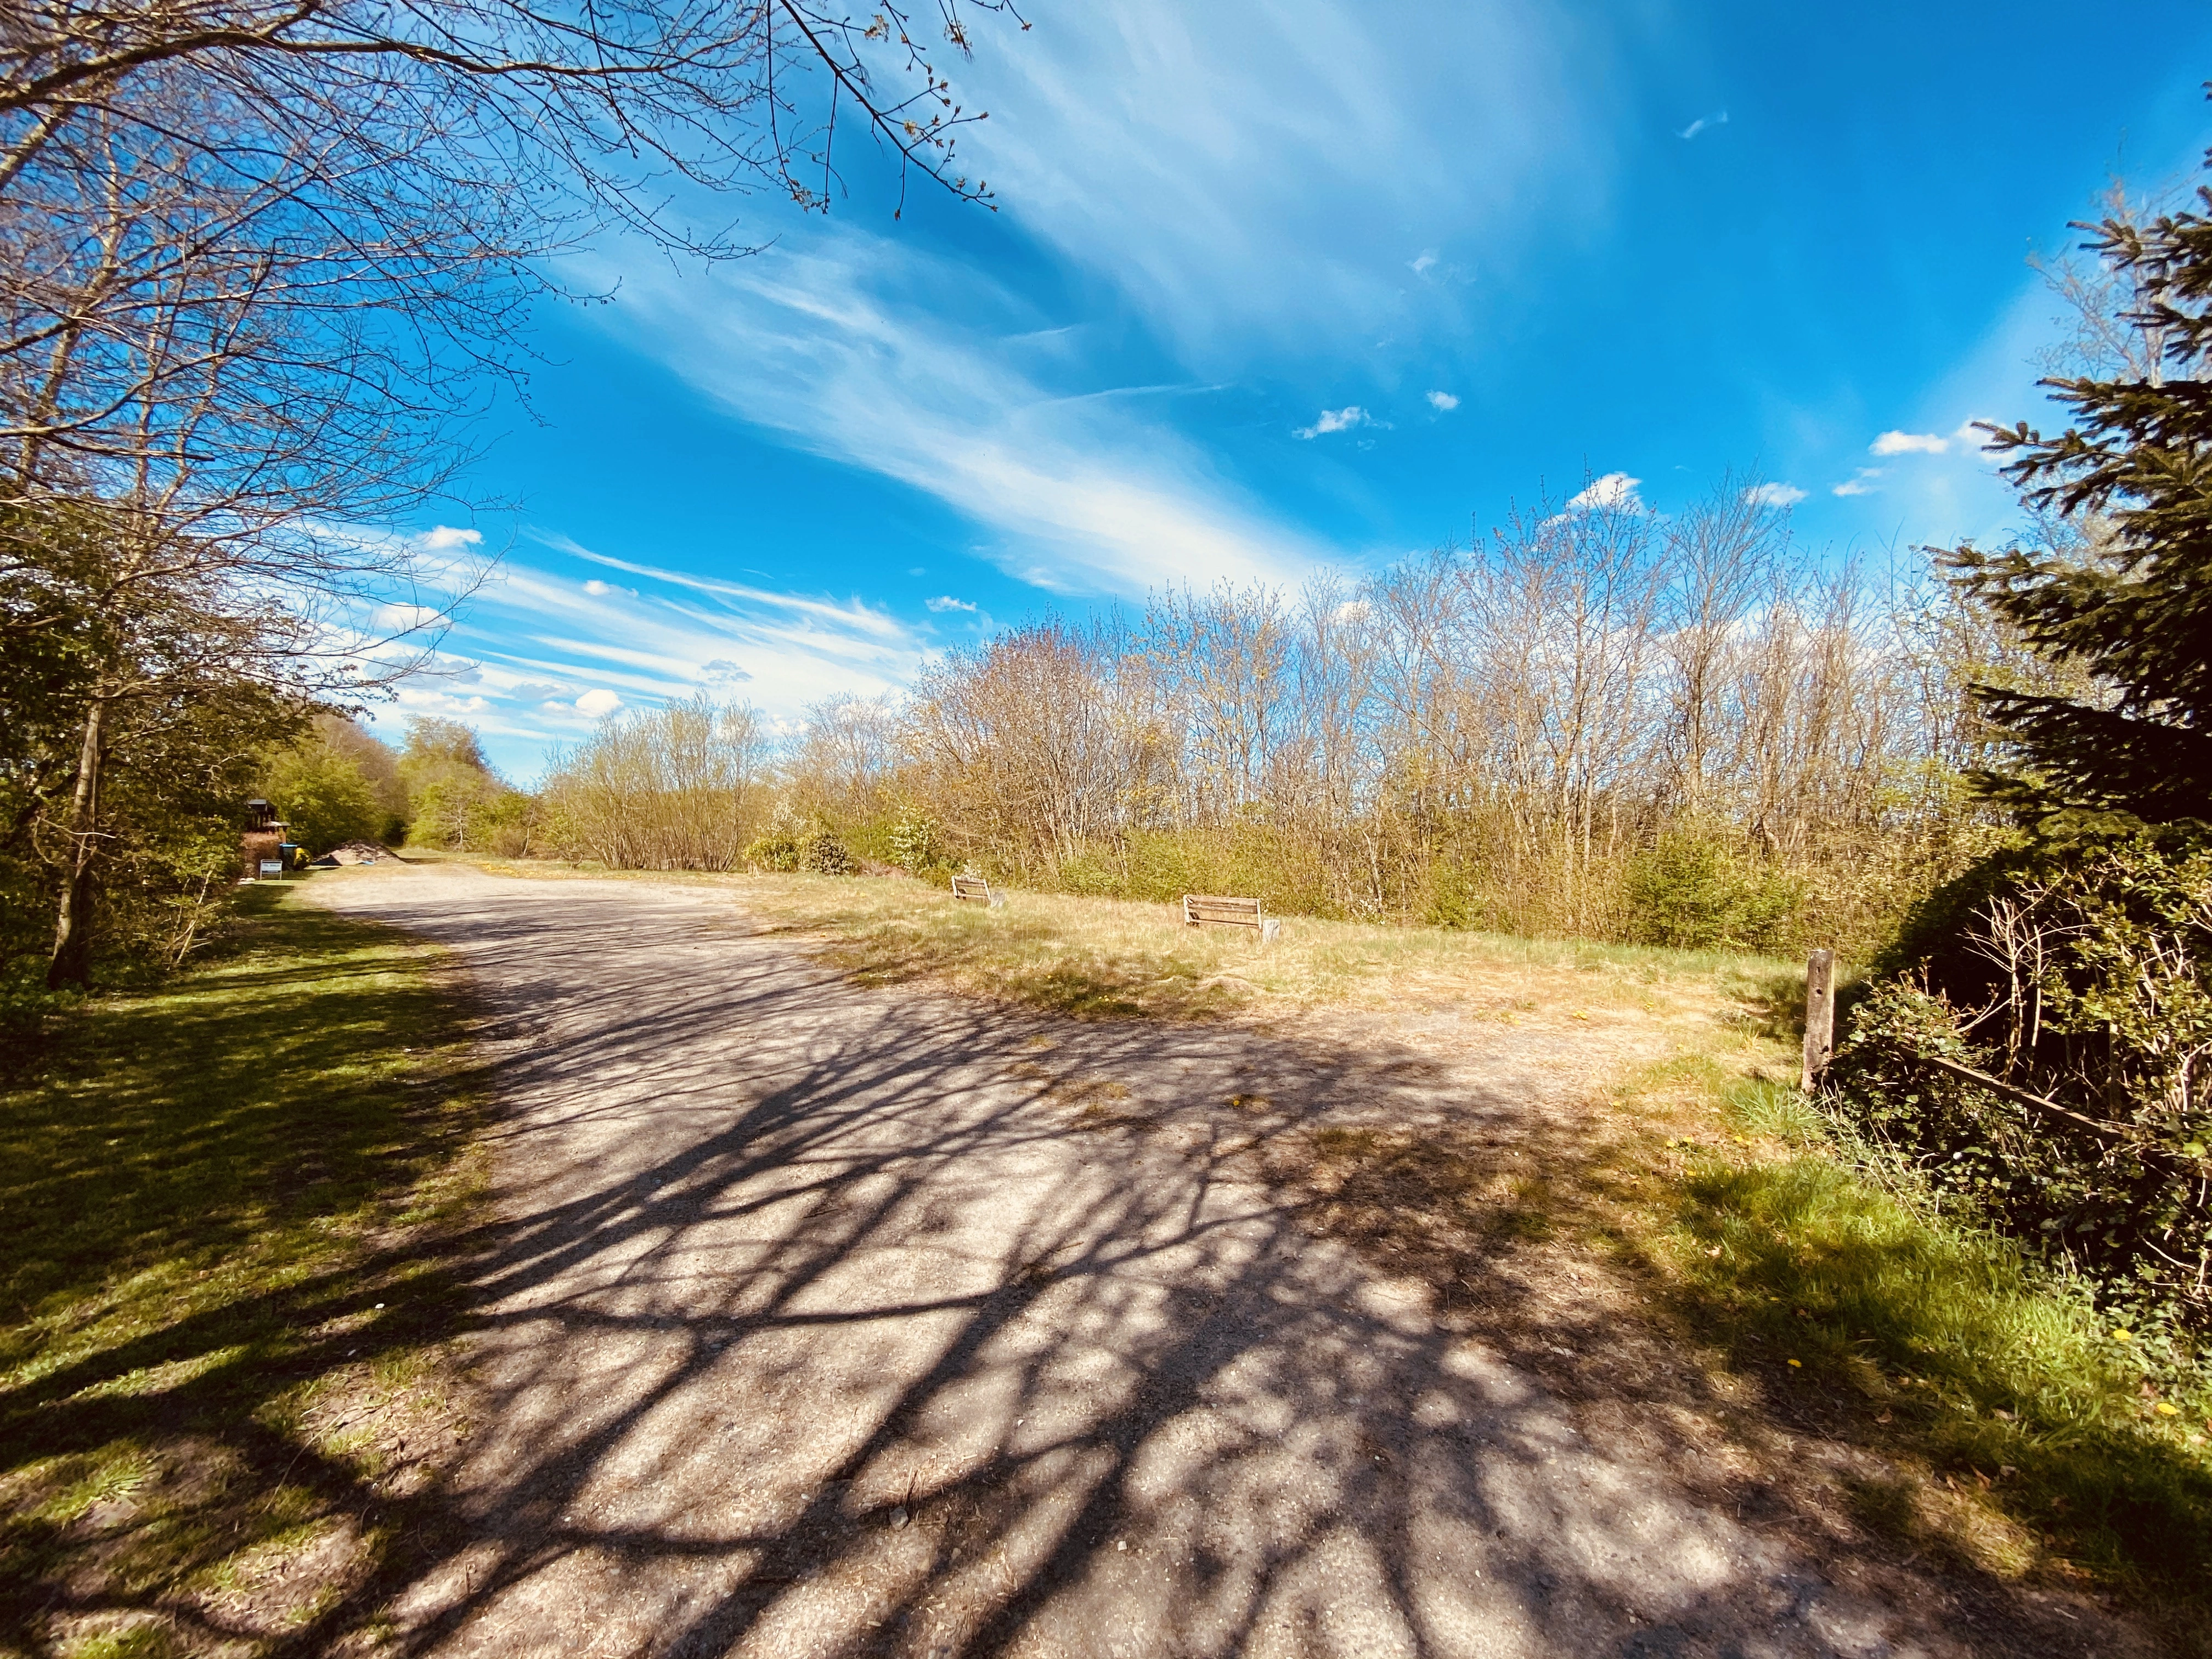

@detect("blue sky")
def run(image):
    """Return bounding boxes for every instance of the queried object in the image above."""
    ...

[373,1,2212,778]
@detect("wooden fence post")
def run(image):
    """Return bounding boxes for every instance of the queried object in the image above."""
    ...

[1801,948,1835,1093]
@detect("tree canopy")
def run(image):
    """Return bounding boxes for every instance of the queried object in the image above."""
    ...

[1951,137,2212,825]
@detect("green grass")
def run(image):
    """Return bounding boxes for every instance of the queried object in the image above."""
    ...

[1657,1073,2212,1610]
[0,881,487,1658]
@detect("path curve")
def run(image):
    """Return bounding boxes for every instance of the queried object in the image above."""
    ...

[309,863,2123,1659]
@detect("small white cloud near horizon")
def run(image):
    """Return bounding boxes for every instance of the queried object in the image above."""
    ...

[1872,430,1949,456]
[1833,469,1884,497]
[1295,405,1374,439]
[1677,110,1729,140]
[575,688,623,718]
[420,525,482,552]
[1426,390,1461,411]
[1744,482,1807,507]
[926,595,980,613]
[1567,471,1643,512]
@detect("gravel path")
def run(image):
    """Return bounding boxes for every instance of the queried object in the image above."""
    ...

[309,863,2133,1659]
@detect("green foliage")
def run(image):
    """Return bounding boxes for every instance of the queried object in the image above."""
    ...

[1622,825,1803,952]
[800,830,853,876]
[311,713,409,842]
[0,887,483,1651]
[744,830,802,872]
[1423,858,1479,930]
[1833,831,2212,1325]
[263,740,382,853]
[0,502,312,985]
[1668,1079,2212,1595]
[1947,162,2212,822]
[398,718,530,854]
[887,812,944,875]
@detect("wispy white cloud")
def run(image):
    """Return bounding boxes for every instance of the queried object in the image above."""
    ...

[556,543,913,641]
[1872,429,1949,456]
[1426,390,1461,412]
[1294,405,1374,439]
[1743,482,1807,507]
[1677,110,1729,140]
[588,238,1327,596]
[1567,471,1643,512]
[1832,469,1883,497]
[1409,251,1440,276]
[956,2,1611,364]
[926,595,980,613]
[376,602,443,632]
[421,525,483,553]
[353,540,939,773]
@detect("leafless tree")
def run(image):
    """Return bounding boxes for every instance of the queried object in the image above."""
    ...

[2,2,1024,981]
[542,693,767,868]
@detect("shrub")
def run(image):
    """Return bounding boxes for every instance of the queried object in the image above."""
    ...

[744,831,801,872]
[1829,832,2212,1328]
[1622,825,1802,952]
[801,831,853,876]
[888,813,943,875]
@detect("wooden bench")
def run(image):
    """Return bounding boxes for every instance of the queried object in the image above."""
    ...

[951,874,1004,906]
[1182,894,1280,943]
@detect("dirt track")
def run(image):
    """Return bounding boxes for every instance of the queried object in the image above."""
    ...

[308,862,2138,1659]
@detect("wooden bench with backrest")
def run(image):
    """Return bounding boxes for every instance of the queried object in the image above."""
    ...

[951,874,1004,906]
[1182,894,1280,942]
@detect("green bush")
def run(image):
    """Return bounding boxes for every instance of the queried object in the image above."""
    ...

[744,831,802,872]
[888,812,943,875]
[1830,832,2212,1329]
[1622,825,1802,952]
[1424,859,1479,930]
[801,831,853,876]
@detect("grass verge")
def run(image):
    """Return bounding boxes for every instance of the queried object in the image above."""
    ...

[1651,1070,2212,1607]
[0,880,488,1658]
[1272,1044,2212,1644]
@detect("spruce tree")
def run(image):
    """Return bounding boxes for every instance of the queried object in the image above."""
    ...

[1949,146,2212,824]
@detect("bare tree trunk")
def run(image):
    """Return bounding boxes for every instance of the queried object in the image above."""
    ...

[48,693,107,989]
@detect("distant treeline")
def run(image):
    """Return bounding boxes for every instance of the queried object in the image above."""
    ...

[519,473,2056,960]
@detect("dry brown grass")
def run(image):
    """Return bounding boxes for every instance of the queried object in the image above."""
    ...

[447,856,1808,1034]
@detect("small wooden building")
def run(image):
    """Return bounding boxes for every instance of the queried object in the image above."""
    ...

[241,798,287,880]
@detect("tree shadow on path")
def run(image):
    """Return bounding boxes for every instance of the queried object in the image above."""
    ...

[239,871,2146,1659]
